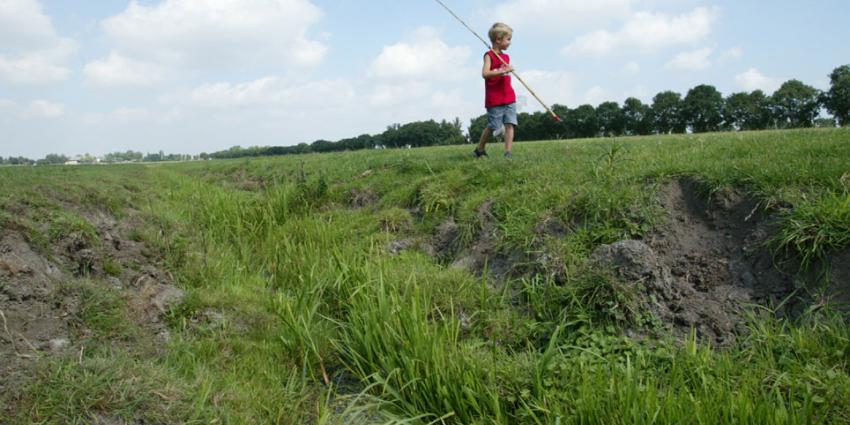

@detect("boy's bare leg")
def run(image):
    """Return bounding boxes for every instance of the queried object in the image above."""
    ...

[504,124,515,153]
[477,127,492,152]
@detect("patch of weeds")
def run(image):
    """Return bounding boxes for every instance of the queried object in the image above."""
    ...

[563,183,656,245]
[142,216,190,268]
[13,348,204,424]
[569,268,641,327]
[418,179,454,214]
[476,305,539,351]
[520,268,643,337]
[294,171,330,210]
[395,154,430,175]
[126,227,144,242]
[769,191,850,270]
[102,258,123,277]
[74,280,140,341]
[0,209,11,229]
[376,207,412,233]
[82,189,125,216]
[47,212,99,245]
[125,258,141,272]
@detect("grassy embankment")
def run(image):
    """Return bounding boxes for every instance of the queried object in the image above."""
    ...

[2,128,849,424]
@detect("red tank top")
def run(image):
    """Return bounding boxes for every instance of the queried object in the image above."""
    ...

[484,50,516,108]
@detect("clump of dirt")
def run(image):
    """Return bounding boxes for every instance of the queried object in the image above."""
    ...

[388,177,849,346]
[0,231,74,401]
[828,248,850,304]
[430,200,525,279]
[0,207,185,415]
[590,178,834,346]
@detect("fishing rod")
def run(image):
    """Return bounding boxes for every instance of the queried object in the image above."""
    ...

[432,0,561,122]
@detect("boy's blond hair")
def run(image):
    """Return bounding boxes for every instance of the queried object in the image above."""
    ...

[488,22,513,44]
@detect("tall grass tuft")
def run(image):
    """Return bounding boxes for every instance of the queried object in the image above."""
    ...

[338,275,505,423]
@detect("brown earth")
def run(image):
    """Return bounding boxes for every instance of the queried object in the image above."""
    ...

[402,178,849,346]
[593,178,848,345]
[0,208,184,417]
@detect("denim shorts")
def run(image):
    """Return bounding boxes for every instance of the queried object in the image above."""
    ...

[487,102,518,131]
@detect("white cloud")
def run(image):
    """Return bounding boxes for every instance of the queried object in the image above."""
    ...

[564,30,619,57]
[369,27,470,80]
[493,0,636,33]
[84,51,168,87]
[564,7,719,57]
[0,0,76,84]
[429,90,467,110]
[583,86,607,105]
[0,0,59,50]
[665,47,713,71]
[735,68,781,93]
[623,61,640,75]
[368,82,432,108]
[622,85,650,102]
[98,0,327,70]
[176,76,355,109]
[518,70,581,108]
[23,100,64,118]
[0,52,72,83]
[721,46,743,60]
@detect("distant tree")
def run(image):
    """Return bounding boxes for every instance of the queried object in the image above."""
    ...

[724,92,752,130]
[621,97,652,136]
[723,91,772,130]
[143,150,168,162]
[747,90,774,130]
[6,156,33,165]
[822,64,850,126]
[651,91,686,134]
[771,80,821,128]
[566,104,599,138]
[468,115,488,144]
[814,117,837,128]
[310,139,336,152]
[41,153,69,164]
[548,104,571,139]
[514,112,538,141]
[682,84,725,133]
[596,101,626,136]
[298,143,312,153]
[452,117,463,133]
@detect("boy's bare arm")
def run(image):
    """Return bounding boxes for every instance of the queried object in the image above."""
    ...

[482,55,513,79]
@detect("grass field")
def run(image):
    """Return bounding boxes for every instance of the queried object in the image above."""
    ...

[1,128,849,424]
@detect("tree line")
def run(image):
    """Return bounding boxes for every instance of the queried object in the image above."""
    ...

[4,65,847,165]
[215,64,848,159]
[473,66,849,141]
[204,118,466,159]
[0,150,196,166]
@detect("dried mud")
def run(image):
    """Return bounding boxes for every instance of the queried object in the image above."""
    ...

[403,177,849,346]
[595,178,848,345]
[0,208,183,416]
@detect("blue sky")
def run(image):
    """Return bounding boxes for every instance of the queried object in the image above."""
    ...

[2,0,848,158]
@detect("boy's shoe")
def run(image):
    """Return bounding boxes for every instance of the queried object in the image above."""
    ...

[473,148,488,158]
[504,151,513,159]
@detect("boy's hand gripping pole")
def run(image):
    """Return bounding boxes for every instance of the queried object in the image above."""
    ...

[432,0,562,122]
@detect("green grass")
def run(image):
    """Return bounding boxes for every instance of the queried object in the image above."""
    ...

[2,128,850,423]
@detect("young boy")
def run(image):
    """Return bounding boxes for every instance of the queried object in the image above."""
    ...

[474,22,517,159]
